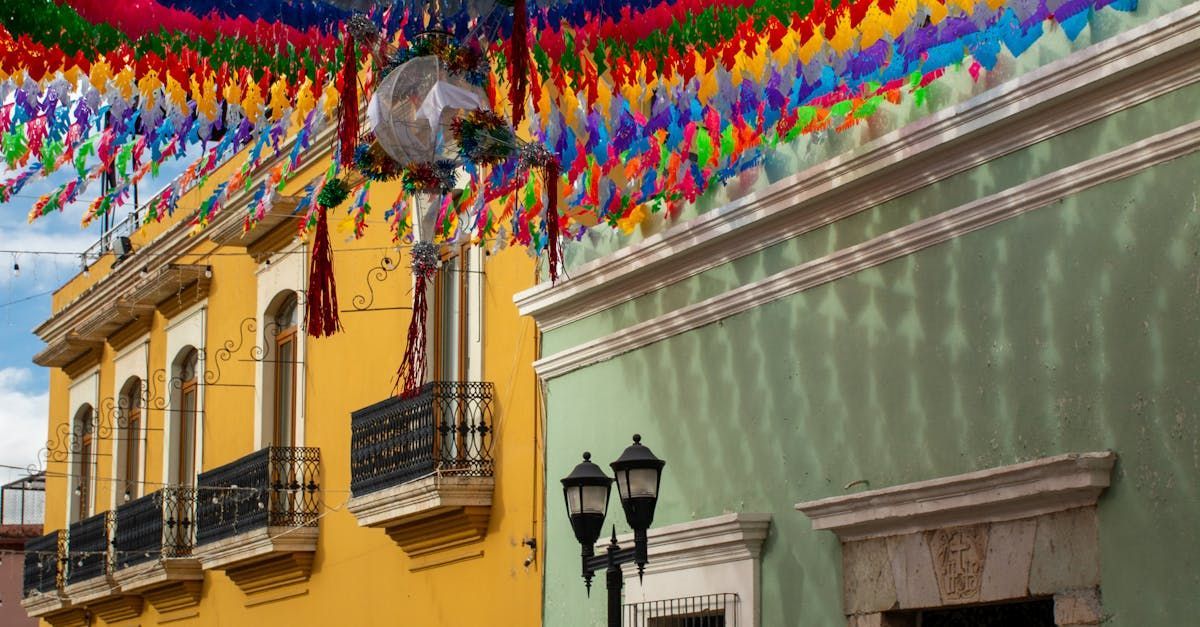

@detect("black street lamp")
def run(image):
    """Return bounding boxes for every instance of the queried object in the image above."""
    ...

[561,435,666,627]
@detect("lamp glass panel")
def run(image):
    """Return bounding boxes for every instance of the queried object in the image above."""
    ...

[625,468,659,499]
[566,486,583,516]
[582,484,609,515]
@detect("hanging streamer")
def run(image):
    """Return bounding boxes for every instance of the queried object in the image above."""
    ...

[338,36,360,168]
[306,178,349,338]
[395,241,439,397]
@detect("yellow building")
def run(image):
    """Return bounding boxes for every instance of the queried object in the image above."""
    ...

[19,122,544,626]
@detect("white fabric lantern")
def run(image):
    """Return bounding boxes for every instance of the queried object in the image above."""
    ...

[366,55,486,167]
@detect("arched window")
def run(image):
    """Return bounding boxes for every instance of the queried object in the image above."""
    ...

[175,348,199,487]
[120,378,143,501]
[270,293,299,447]
[73,404,95,520]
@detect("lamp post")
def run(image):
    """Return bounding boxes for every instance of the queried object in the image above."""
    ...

[561,435,665,627]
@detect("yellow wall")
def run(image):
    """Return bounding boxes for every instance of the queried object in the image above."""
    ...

[37,138,543,626]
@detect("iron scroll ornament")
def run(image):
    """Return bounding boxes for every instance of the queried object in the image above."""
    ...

[29,312,301,474]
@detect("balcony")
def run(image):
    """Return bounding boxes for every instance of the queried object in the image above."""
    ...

[193,446,321,599]
[21,530,88,626]
[61,511,144,623]
[110,488,203,617]
[347,382,496,562]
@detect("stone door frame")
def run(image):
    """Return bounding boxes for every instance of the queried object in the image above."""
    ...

[796,452,1116,627]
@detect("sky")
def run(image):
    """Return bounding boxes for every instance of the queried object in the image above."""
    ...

[0,160,188,486]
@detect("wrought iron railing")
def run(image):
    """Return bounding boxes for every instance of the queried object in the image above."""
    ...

[350,381,495,497]
[22,530,63,597]
[66,511,113,585]
[195,447,321,546]
[623,594,739,627]
[113,487,197,570]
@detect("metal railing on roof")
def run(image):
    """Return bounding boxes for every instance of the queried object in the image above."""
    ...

[1,472,45,526]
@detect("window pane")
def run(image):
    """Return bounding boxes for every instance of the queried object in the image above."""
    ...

[439,256,462,382]
[275,338,295,447]
[180,388,196,486]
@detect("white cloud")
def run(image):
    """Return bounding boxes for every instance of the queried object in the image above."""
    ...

[0,367,49,476]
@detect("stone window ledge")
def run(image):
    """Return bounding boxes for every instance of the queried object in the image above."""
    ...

[347,475,494,559]
[795,451,1116,542]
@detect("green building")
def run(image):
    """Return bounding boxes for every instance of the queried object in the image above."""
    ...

[522,2,1200,625]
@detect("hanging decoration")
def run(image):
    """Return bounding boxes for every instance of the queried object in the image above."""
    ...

[338,34,361,168]
[394,240,438,396]
[306,176,350,338]
[0,0,1142,290]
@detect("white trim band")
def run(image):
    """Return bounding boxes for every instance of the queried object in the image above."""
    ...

[534,119,1200,380]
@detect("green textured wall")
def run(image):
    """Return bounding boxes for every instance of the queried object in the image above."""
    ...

[542,142,1200,624]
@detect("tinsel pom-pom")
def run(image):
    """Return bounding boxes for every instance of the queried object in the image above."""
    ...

[347,14,379,45]
[451,110,516,167]
[402,160,459,195]
[318,177,352,209]
[354,141,405,181]
[395,240,441,397]
[410,241,440,276]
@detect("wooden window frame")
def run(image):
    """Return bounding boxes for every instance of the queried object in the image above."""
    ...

[77,409,93,519]
[273,325,298,448]
[123,382,142,500]
[177,351,199,487]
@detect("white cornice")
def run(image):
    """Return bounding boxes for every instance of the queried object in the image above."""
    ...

[795,452,1115,542]
[515,3,1200,331]
[32,123,336,356]
[534,118,1200,380]
[599,512,771,577]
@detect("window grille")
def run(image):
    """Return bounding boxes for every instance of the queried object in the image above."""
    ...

[623,593,739,627]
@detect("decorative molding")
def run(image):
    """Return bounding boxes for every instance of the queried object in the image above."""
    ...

[88,594,145,623]
[195,526,318,572]
[534,119,1200,380]
[603,512,771,578]
[795,452,1115,542]
[63,574,120,606]
[347,475,495,560]
[112,558,204,614]
[208,195,301,247]
[35,264,210,367]
[194,526,318,597]
[20,591,74,619]
[31,121,336,363]
[515,2,1200,331]
[192,521,316,595]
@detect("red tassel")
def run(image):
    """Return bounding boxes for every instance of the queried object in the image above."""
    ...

[508,0,530,126]
[395,266,433,397]
[546,160,561,284]
[338,37,359,167]
[305,207,342,338]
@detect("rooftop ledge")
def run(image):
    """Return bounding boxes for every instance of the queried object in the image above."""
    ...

[34,263,210,367]
[795,451,1116,542]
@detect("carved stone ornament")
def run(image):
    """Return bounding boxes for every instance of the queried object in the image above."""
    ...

[929,525,988,602]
